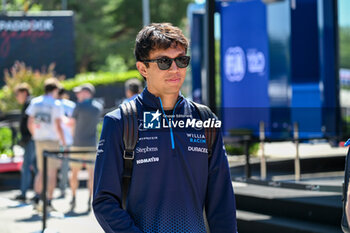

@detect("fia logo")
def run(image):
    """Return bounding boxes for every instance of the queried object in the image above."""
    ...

[225,46,246,82]
[143,110,162,129]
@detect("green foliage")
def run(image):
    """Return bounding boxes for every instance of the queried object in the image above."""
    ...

[97,121,103,141]
[32,0,193,72]
[0,62,60,112]
[224,128,260,156]
[215,40,221,108]
[0,127,13,156]
[225,143,260,156]
[0,0,42,11]
[340,26,350,69]
[62,70,141,90]
[2,0,194,72]
[101,55,128,73]
[0,60,140,112]
[108,0,193,70]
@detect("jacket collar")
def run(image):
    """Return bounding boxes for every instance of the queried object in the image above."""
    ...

[138,87,185,113]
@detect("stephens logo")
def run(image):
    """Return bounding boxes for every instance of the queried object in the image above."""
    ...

[135,146,159,154]
[143,110,162,129]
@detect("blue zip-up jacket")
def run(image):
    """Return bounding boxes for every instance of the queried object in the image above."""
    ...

[93,88,237,233]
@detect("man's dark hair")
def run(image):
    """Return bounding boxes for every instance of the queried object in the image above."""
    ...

[44,78,60,94]
[125,78,142,95]
[134,23,189,63]
[58,87,67,97]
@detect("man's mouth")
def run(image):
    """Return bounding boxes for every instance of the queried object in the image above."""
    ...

[166,77,181,83]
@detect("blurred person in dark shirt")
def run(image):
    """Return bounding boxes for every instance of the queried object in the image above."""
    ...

[14,83,37,201]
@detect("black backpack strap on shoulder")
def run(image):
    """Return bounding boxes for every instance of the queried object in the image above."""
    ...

[119,100,138,209]
[191,101,217,158]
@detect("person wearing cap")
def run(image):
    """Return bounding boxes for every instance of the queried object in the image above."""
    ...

[122,78,143,104]
[69,83,103,212]
[26,78,65,210]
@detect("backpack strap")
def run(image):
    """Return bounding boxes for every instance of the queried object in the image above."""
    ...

[119,100,138,209]
[191,101,217,158]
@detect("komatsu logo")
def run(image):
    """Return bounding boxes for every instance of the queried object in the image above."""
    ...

[136,157,159,165]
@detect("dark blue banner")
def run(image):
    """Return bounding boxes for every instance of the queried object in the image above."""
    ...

[0,12,75,85]
[190,12,204,104]
[219,0,270,136]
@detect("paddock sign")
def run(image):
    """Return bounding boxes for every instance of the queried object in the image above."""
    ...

[0,12,75,85]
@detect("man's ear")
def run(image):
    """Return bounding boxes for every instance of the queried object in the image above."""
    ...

[136,61,148,78]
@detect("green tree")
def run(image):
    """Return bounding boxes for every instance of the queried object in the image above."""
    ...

[108,0,193,68]
[35,0,116,72]
[0,0,41,11]
[32,0,193,71]
[1,0,194,72]
[340,26,350,69]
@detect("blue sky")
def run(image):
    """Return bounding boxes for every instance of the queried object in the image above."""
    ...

[339,0,350,27]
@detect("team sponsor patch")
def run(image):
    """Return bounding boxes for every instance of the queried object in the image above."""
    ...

[187,133,206,144]
[96,139,105,156]
[135,146,158,154]
[139,136,158,141]
[188,146,208,154]
[136,156,160,165]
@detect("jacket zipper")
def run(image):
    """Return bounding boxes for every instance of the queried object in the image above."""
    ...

[158,97,181,150]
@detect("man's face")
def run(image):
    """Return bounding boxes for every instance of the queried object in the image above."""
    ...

[15,91,27,105]
[75,90,91,102]
[52,88,59,99]
[137,45,187,97]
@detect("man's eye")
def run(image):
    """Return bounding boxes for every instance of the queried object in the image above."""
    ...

[159,58,170,63]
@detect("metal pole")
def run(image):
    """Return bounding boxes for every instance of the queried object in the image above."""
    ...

[61,0,67,10]
[260,121,266,180]
[244,137,251,178]
[294,122,301,181]
[42,151,48,232]
[142,0,150,26]
[333,0,341,142]
[205,0,216,113]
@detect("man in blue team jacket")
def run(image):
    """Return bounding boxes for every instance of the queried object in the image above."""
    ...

[93,23,237,233]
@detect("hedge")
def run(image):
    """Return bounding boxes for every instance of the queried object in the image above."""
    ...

[62,70,142,90]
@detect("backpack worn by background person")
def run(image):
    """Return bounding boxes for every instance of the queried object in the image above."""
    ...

[119,100,217,209]
[342,140,350,233]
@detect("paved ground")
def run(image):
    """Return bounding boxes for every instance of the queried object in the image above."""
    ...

[261,141,348,158]
[0,141,348,233]
[0,188,103,233]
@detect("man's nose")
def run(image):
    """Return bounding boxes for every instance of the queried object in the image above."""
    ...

[169,60,179,71]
